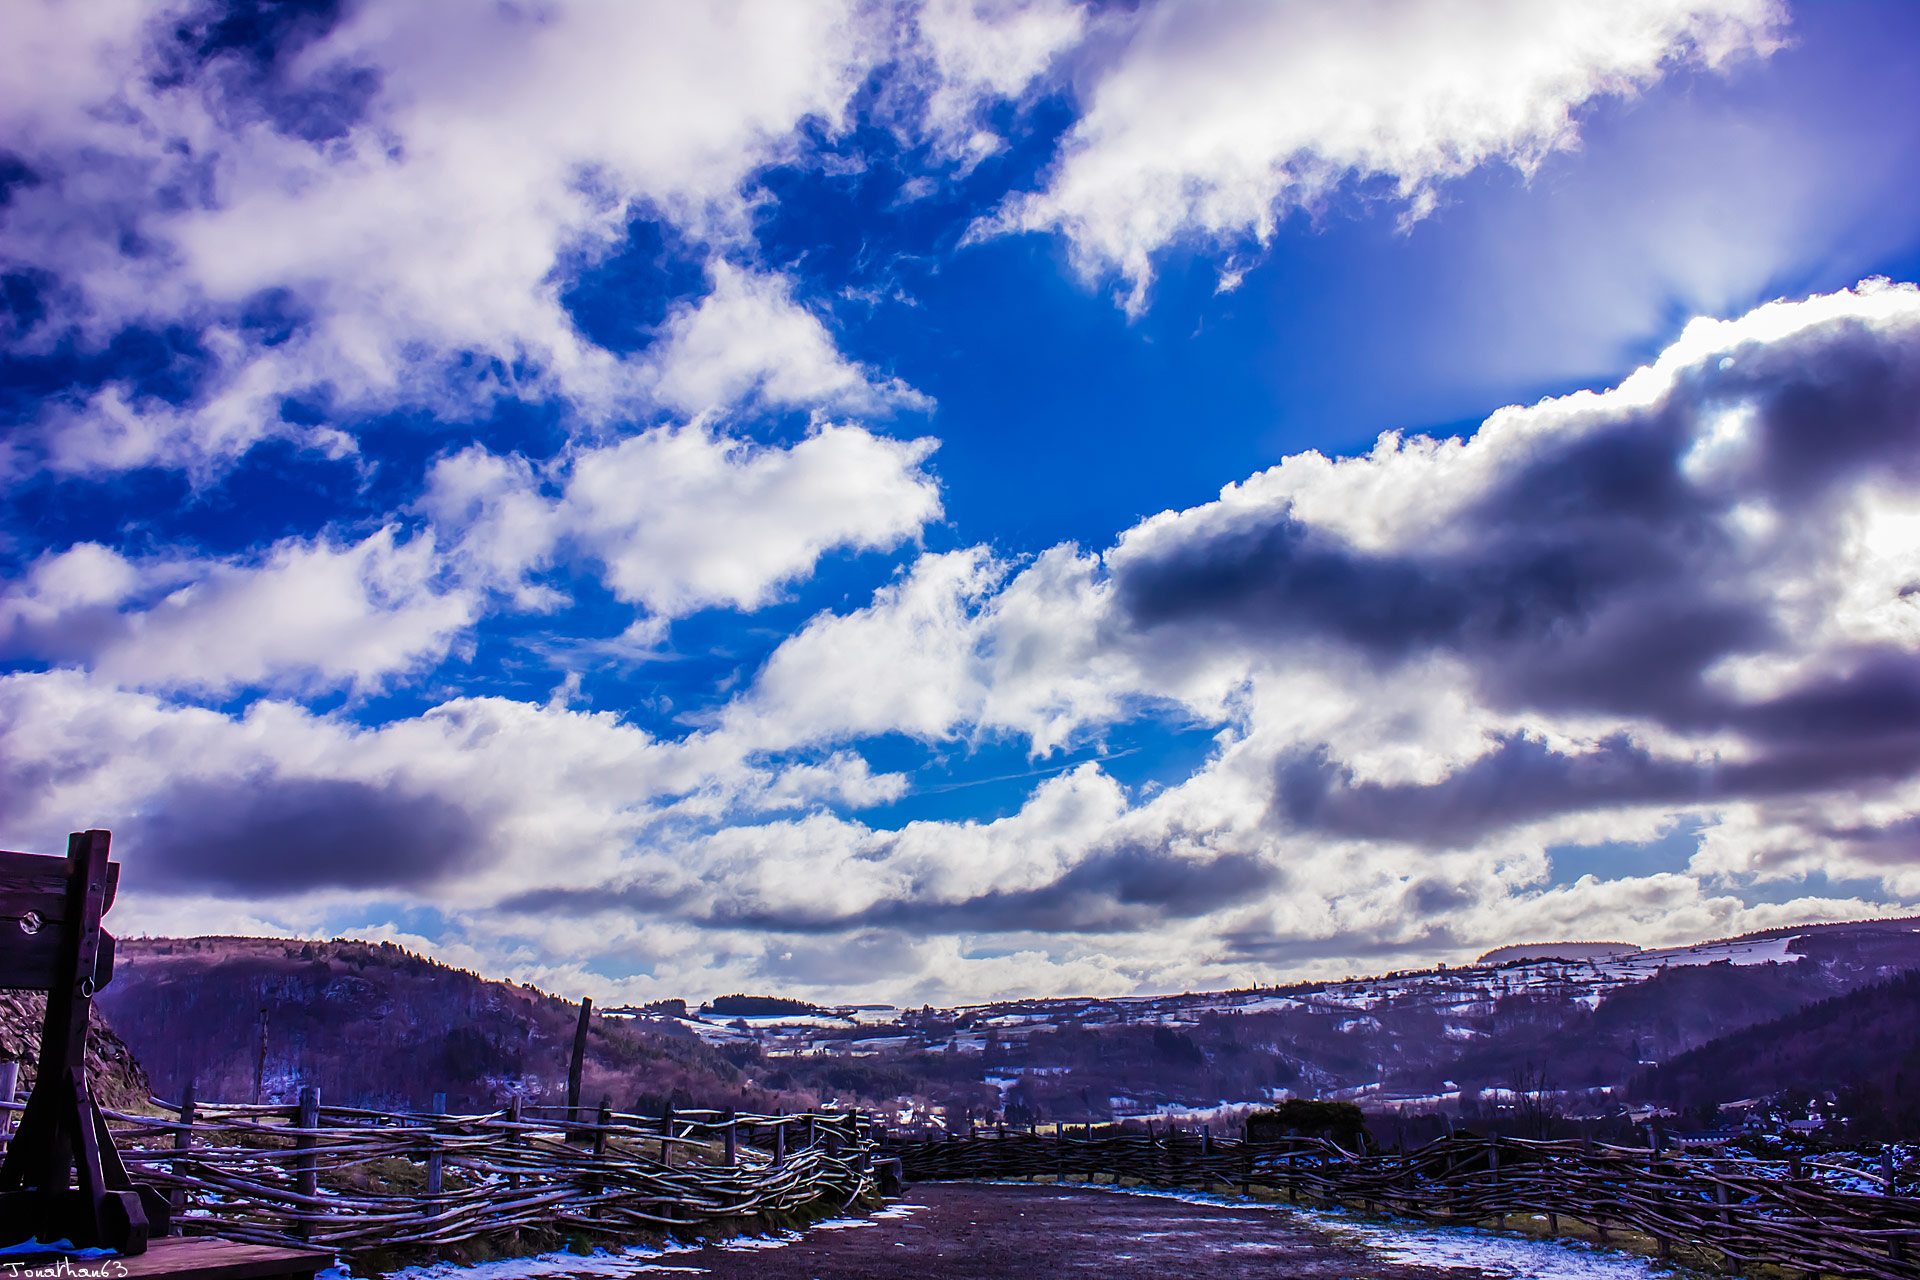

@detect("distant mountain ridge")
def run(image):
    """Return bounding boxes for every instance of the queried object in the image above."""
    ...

[92,917,1920,1136]
[1476,942,1643,964]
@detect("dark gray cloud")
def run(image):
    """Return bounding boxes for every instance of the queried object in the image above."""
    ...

[1278,716,1920,851]
[1112,304,1920,841]
[501,842,1278,936]
[795,845,1278,935]
[1215,924,1464,967]
[130,775,487,894]
[1275,736,1712,848]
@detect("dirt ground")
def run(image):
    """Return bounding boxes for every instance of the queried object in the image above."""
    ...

[676,1182,1494,1278]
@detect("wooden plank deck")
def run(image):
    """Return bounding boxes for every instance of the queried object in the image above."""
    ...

[106,1236,333,1280]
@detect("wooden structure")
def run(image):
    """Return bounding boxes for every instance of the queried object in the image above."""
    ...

[58,1237,330,1280]
[0,830,170,1254]
[104,1098,875,1255]
[881,1126,1920,1279]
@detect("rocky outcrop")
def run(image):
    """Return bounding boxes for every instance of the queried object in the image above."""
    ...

[0,990,152,1111]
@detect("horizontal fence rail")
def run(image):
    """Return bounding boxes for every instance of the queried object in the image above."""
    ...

[880,1128,1920,1280]
[89,1097,878,1257]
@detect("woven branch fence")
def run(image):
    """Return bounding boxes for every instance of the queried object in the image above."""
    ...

[82,1097,878,1256]
[881,1127,1920,1280]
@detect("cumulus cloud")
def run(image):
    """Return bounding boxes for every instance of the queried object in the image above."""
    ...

[0,1,895,474]
[698,280,1920,967]
[903,0,1086,164]
[988,0,1784,307]
[0,529,475,694]
[0,668,903,913]
[426,420,941,620]
[643,262,930,419]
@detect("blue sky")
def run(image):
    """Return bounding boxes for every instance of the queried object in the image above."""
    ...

[6,0,1920,1005]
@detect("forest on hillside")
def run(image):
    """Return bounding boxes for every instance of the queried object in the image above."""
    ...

[1635,970,1920,1140]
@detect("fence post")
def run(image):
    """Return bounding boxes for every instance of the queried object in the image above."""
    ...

[724,1107,738,1167]
[507,1095,524,1190]
[661,1100,676,1168]
[773,1110,786,1168]
[596,1097,613,1211]
[296,1085,320,1240]
[591,1098,613,1218]
[568,997,592,1135]
[168,1079,196,1226]
[1886,1147,1907,1265]
[427,1091,446,1198]
[254,1007,270,1104]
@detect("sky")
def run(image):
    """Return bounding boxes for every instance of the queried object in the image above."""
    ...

[6,0,1920,1007]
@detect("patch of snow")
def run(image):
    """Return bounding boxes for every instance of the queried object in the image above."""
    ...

[1315,1210,1688,1278]
[980,1184,1686,1280]
[364,1241,700,1280]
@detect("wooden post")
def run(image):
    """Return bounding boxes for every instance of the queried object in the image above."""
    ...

[1886,1148,1907,1264]
[168,1080,196,1223]
[724,1107,738,1167]
[567,997,591,1134]
[506,1095,524,1190]
[588,1098,613,1215]
[773,1110,786,1168]
[295,1085,319,1240]
[0,831,162,1254]
[595,1098,612,1160]
[661,1100,674,1168]
[426,1091,445,1198]
[253,1007,270,1104]
[0,1061,16,1147]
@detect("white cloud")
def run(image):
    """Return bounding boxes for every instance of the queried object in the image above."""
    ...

[570,421,940,617]
[0,1,891,473]
[0,530,475,695]
[988,0,1784,308]
[644,263,930,419]
[429,420,942,621]
[906,0,1087,163]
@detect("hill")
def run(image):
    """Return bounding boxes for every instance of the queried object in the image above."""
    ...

[98,937,797,1114]
[1636,969,1920,1138]
[97,936,995,1119]
[92,917,1920,1133]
